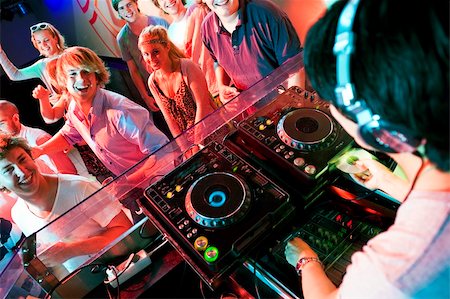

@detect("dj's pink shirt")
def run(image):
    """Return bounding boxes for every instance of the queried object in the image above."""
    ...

[338,190,450,298]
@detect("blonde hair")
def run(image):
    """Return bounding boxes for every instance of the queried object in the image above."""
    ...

[138,25,186,62]
[31,22,66,53]
[45,58,62,93]
[55,46,110,90]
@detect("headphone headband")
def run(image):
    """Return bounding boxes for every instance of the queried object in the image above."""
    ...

[333,0,359,107]
[332,0,423,153]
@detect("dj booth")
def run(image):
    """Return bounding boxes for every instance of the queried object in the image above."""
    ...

[0,52,401,298]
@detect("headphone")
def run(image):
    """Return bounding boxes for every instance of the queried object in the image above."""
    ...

[333,0,423,153]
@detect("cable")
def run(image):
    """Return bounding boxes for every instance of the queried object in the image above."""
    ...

[105,282,114,299]
[102,240,168,295]
[103,253,136,284]
[103,239,167,284]
[112,265,120,299]
[114,262,119,299]
[104,266,121,299]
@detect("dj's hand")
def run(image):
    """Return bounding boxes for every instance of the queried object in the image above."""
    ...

[352,158,410,202]
[285,237,318,268]
[352,159,394,189]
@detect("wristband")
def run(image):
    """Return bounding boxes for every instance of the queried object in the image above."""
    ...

[295,257,323,275]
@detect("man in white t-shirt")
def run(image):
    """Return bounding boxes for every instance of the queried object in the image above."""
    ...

[0,100,77,175]
[0,133,132,279]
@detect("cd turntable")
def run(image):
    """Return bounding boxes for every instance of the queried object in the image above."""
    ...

[138,142,295,289]
[225,86,354,188]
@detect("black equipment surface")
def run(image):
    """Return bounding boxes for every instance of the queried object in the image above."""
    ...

[229,86,354,188]
[251,198,395,298]
[138,141,295,290]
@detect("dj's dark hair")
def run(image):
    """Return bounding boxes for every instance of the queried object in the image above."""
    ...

[304,0,449,171]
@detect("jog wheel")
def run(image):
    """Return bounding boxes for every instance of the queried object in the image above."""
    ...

[277,108,337,151]
[185,172,251,228]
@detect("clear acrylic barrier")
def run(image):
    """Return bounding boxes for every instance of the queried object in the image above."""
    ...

[0,247,45,299]
[0,52,303,298]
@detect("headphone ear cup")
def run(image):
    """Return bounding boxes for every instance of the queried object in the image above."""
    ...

[358,119,423,153]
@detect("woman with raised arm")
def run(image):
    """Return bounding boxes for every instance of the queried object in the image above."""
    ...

[0,22,67,123]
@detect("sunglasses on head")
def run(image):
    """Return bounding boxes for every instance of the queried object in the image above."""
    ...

[30,23,50,32]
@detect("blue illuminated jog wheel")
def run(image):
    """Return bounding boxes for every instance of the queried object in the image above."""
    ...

[185,172,251,228]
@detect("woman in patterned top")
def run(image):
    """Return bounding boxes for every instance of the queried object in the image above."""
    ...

[138,25,216,152]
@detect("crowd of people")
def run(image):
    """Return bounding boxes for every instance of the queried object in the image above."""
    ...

[0,0,302,280]
[0,0,448,298]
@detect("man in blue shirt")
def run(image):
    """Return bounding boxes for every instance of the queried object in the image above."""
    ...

[113,0,172,138]
[201,0,302,104]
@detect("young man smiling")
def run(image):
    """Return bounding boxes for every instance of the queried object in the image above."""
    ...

[113,0,172,139]
[0,132,131,279]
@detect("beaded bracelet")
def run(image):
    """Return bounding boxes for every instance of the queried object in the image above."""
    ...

[295,257,323,275]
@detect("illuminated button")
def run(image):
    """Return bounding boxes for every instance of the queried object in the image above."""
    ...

[258,124,266,131]
[279,145,285,150]
[191,228,197,235]
[187,233,192,239]
[183,219,189,226]
[275,148,281,153]
[166,191,174,199]
[346,220,353,229]
[304,165,316,175]
[175,185,183,192]
[265,119,273,125]
[204,246,219,263]
[194,236,208,251]
[293,158,305,167]
[178,224,184,230]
